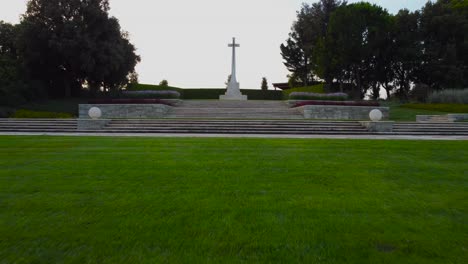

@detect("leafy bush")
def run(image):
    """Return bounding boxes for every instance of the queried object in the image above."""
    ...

[0,106,15,118]
[428,89,468,104]
[12,109,74,118]
[159,80,169,87]
[122,90,181,99]
[402,103,468,113]
[289,92,348,101]
[293,100,380,108]
[88,99,175,106]
[282,84,325,99]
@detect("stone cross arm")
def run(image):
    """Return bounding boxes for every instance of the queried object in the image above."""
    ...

[228,37,240,47]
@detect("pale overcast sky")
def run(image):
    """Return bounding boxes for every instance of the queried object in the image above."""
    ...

[2,0,429,89]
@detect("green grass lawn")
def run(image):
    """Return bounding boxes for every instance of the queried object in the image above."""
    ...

[18,98,89,117]
[0,136,466,263]
[385,103,446,121]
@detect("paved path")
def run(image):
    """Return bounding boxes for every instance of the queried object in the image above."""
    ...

[1,132,467,141]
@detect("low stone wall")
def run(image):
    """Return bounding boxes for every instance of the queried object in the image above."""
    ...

[298,105,389,120]
[77,119,111,130]
[360,121,394,132]
[79,104,171,119]
[448,114,468,122]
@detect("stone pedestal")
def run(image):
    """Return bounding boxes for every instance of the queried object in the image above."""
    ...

[220,81,247,100]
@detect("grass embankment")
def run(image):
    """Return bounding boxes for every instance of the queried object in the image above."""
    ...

[16,98,89,118]
[0,137,466,263]
[402,103,468,113]
[387,103,468,121]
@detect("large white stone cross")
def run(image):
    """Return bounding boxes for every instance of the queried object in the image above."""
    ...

[228,38,240,84]
[220,37,247,100]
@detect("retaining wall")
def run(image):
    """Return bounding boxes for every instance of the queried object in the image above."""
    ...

[79,104,171,119]
[298,105,389,120]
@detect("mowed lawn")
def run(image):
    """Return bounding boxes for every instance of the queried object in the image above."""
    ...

[0,137,466,263]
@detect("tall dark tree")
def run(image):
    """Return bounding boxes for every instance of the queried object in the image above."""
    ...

[261,77,268,91]
[0,22,31,106]
[280,0,346,86]
[390,9,423,100]
[418,0,468,90]
[320,3,392,99]
[19,0,140,97]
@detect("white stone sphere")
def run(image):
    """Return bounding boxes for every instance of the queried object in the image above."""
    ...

[88,107,102,119]
[369,109,383,121]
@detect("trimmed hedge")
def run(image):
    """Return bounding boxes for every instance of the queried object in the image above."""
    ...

[126,83,182,92]
[289,92,348,101]
[402,103,468,113]
[121,90,181,99]
[12,109,74,118]
[282,84,325,99]
[127,84,283,100]
[292,100,380,108]
[181,89,282,100]
[88,99,175,106]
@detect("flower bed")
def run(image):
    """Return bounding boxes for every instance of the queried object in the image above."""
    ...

[88,99,175,106]
[292,100,380,108]
[289,92,348,101]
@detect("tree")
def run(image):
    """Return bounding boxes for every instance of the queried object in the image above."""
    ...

[418,0,467,90]
[159,79,169,87]
[19,0,140,97]
[261,77,268,91]
[320,3,392,98]
[0,21,42,106]
[280,0,346,86]
[390,9,423,100]
[225,74,231,87]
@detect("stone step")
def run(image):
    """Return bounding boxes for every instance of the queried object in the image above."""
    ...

[99,129,370,135]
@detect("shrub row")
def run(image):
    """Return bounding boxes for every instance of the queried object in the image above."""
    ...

[126,83,182,92]
[88,99,175,106]
[121,90,181,99]
[12,109,74,118]
[292,100,380,108]
[179,89,283,100]
[282,84,325,99]
[289,92,348,101]
[428,89,468,104]
[126,84,282,100]
[402,103,468,113]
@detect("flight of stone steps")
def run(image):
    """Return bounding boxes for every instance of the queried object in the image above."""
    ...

[165,100,304,119]
[101,120,369,135]
[0,119,78,133]
[392,122,468,135]
[1,118,467,136]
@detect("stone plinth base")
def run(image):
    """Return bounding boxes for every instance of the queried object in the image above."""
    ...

[219,94,248,101]
[360,121,394,132]
[298,105,389,120]
[78,119,111,130]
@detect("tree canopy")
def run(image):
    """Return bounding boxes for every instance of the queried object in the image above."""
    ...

[18,0,140,97]
[281,0,468,100]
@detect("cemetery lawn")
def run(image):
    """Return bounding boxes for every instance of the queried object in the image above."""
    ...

[0,136,467,264]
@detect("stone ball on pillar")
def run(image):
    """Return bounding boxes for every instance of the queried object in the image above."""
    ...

[369,109,383,121]
[88,107,102,119]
